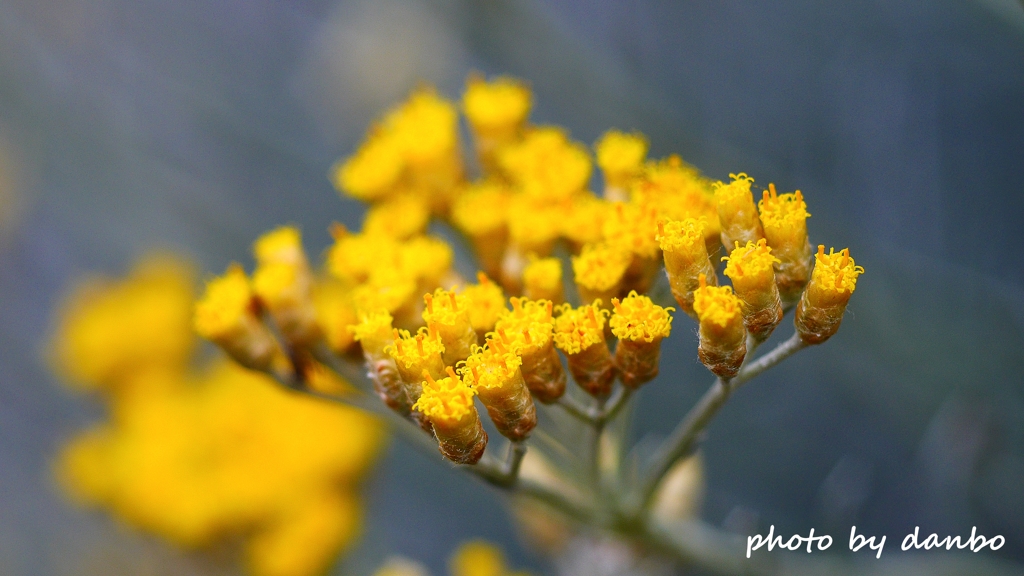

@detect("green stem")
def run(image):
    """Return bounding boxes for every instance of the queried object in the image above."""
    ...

[631,332,807,515]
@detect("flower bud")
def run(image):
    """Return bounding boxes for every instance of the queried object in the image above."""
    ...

[462,74,531,174]
[493,298,565,403]
[460,273,508,342]
[713,173,764,249]
[657,217,718,317]
[609,292,674,388]
[722,239,783,341]
[422,288,477,366]
[572,242,631,308]
[414,368,488,464]
[553,302,615,397]
[451,181,510,279]
[759,184,812,303]
[252,227,320,346]
[461,345,537,441]
[795,246,864,344]
[195,264,289,375]
[693,275,746,378]
[351,310,409,414]
[595,130,648,202]
[523,256,564,305]
[385,325,446,405]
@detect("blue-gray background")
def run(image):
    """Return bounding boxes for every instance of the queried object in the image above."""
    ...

[0,0,1022,574]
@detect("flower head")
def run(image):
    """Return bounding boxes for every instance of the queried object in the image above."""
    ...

[553,302,608,355]
[713,173,764,247]
[460,273,508,335]
[805,245,864,308]
[350,309,395,358]
[413,368,478,429]
[330,127,404,202]
[595,130,648,188]
[522,256,564,303]
[722,239,780,296]
[572,242,632,297]
[462,75,532,137]
[610,292,674,343]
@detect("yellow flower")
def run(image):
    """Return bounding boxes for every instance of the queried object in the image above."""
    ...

[758,183,812,302]
[386,325,447,402]
[632,156,719,245]
[522,256,564,304]
[52,255,195,390]
[462,74,532,139]
[413,368,488,464]
[461,344,536,441]
[657,217,718,317]
[795,246,864,344]
[609,292,673,343]
[713,173,764,248]
[602,201,661,260]
[350,309,396,359]
[553,302,615,397]
[595,129,648,191]
[450,540,508,576]
[362,193,432,239]
[422,288,477,365]
[559,192,610,247]
[494,297,565,403]
[500,127,591,202]
[312,279,358,354]
[571,242,632,306]
[330,127,404,203]
[252,227,319,346]
[385,87,460,169]
[460,273,508,336]
[722,239,783,340]
[692,275,746,378]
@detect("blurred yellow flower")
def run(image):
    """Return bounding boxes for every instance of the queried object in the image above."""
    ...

[51,254,385,576]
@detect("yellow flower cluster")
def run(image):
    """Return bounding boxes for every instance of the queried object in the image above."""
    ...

[189,73,861,467]
[52,255,384,576]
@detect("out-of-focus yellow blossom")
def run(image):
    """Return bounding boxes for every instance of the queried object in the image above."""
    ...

[560,192,610,249]
[363,193,432,239]
[52,255,195,391]
[451,181,511,277]
[692,275,746,378]
[722,239,783,340]
[632,156,720,252]
[460,272,508,337]
[53,257,385,576]
[758,183,812,302]
[372,540,533,576]
[463,75,532,140]
[252,226,319,346]
[312,279,358,355]
[595,130,648,197]
[330,127,405,203]
[522,256,564,304]
[327,228,402,285]
[795,246,864,344]
[572,242,632,307]
[499,127,591,202]
[506,194,563,255]
[713,173,764,248]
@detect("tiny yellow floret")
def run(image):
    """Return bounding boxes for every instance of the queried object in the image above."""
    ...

[330,128,404,202]
[722,239,780,295]
[460,345,523,392]
[522,257,563,303]
[572,242,632,294]
[609,292,674,342]
[692,278,742,330]
[362,193,431,239]
[553,302,608,355]
[758,184,810,248]
[462,75,532,137]
[595,130,648,188]
[713,172,764,247]
[461,273,508,334]
[195,263,253,340]
[349,309,395,358]
[806,245,865,307]
[413,370,477,428]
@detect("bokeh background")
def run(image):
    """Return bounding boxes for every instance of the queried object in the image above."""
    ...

[1,0,1023,574]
